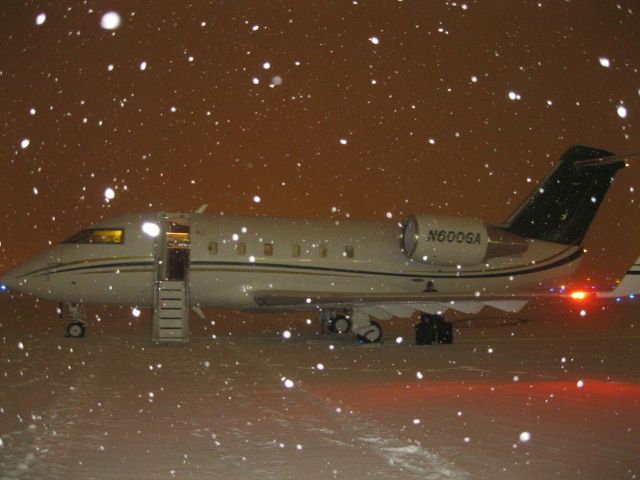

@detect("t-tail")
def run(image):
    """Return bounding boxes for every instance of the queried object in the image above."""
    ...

[501,145,626,245]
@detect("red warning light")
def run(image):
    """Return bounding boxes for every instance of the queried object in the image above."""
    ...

[569,291,588,300]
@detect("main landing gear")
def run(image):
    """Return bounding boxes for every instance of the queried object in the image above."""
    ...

[354,320,383,343]
[319,311,453,345]
[415,313,453,345]
[319,310,383,343]
[59,302,87,338]
[327,314,351,334]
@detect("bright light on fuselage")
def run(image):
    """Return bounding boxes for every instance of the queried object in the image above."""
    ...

[570,291,588,300]
[142,222,160,238]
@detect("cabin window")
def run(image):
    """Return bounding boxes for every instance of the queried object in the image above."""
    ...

[208,241,218,255]
[264,243,274,256]
[236,242,246,256]
[291,244,301,257]
[318,244,327,258]
[63,228,124,244]
[344,245,354,258]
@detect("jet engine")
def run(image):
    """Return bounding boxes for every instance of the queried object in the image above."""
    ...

[400,215,528,266]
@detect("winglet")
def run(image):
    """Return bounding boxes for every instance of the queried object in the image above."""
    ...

[598,258,640,298]
[598,256,640,298]
[195,204,208,214]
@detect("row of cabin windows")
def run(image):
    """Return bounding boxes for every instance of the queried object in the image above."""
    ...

[208,241,355,259]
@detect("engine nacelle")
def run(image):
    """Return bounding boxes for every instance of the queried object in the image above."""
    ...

[401,215,489,266]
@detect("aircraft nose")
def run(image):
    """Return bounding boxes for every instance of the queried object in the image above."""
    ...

[0,263,30,292]
[0,270,18,291]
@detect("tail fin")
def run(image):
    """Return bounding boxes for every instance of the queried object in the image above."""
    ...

[502,145,625,245]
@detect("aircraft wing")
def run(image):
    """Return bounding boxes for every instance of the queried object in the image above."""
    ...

[252,290,556,317]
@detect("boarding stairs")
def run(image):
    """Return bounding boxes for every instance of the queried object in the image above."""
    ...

[152,280,189,343]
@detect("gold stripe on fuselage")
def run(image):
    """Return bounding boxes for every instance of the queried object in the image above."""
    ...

[190,267,360,278]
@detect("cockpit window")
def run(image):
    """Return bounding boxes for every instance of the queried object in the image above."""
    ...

[63,228,124,244]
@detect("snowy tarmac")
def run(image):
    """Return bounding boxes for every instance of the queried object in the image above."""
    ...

[1,296,638,479]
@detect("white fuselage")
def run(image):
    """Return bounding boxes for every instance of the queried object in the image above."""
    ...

[1,212,581,310]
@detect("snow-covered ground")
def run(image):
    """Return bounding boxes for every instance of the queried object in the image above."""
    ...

[1,296,638,479]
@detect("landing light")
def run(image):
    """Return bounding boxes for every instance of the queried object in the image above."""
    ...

[570,291,588,300]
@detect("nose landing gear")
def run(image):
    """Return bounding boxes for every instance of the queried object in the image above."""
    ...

[60,302,87,338]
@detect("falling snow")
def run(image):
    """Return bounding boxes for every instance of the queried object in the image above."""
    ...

[142,222,160,237]
[270,76,283,87]
[100,12,121,30]
[617,105,627,118]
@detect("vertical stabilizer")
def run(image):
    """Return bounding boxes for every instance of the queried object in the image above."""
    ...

[503,145,625,245]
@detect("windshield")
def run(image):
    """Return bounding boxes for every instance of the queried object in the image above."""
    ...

[62,228,125,244]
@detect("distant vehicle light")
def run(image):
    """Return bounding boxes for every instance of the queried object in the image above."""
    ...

[0,284,7,292]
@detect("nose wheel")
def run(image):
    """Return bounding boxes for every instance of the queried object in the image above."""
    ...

[60,302,87,338]
[66,321,86,338]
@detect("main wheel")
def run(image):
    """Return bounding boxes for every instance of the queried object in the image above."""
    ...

[415,320,433,345]
[66,322,86,338]
[356,321,383,343]
[439,320,453,344]
[328,315,351,334]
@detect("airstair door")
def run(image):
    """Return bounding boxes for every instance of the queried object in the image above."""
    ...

[152,215,191,343]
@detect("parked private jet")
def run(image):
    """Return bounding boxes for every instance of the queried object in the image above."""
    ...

[1,145,638,344]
